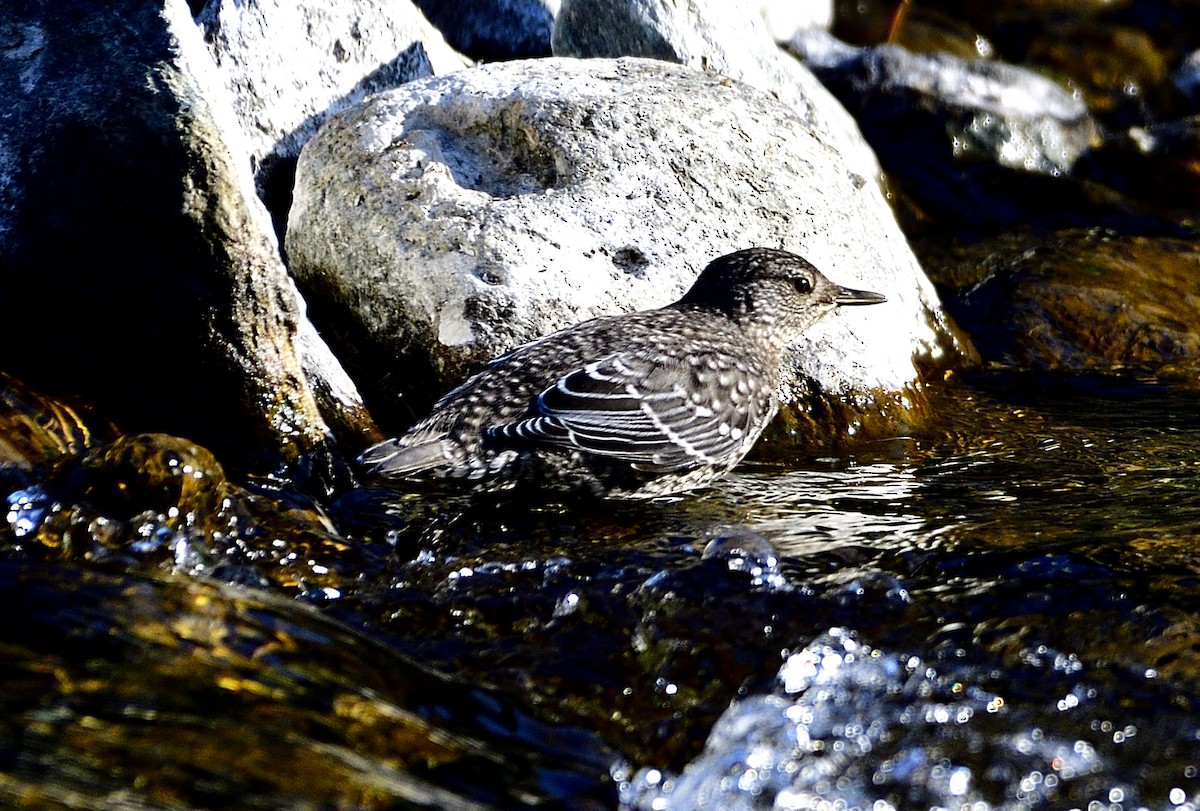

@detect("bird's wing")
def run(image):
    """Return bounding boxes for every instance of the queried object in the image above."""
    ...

[488,351,765,473]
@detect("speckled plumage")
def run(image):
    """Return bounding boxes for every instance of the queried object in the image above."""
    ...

[358,248,886,498]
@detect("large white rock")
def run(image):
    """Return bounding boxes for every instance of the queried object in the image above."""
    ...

[198,0,469,191]
[551,0,878,186]
[287,58,968,435]
[745,0,833,41]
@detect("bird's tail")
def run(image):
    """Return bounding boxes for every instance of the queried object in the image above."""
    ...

[356,437,455,478]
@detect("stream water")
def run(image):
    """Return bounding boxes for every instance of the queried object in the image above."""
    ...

[331,371,1200,808]
[605,373,1200,808]
[4,0,1199,806]
[5,374,1200,810]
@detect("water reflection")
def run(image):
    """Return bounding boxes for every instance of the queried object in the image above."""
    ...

[716,379,1200,570]
[717,463,932,558]
[7,373,1200,807]
[608,375,1200,810]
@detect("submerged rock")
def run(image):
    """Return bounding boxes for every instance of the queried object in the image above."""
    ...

[0,560,618,808]
[934,230,1200,381]
[287,58,972,449]
[0,373,117,472]
[4,431,363,592]
[0,0,375,474]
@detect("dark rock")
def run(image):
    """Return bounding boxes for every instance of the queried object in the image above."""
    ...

[0,0,376,473]
[1079,116,1200,213]
[935,229,1200,381]
[1173,49,1200,108]
[0,560,619,808]
[786,29,1105,231]
[1013,19,1166,128]
[412,0,558,61]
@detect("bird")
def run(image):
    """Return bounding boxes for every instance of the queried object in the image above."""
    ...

[357,247,886,498]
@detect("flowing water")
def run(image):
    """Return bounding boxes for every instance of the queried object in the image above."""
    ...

[332,372,1200,808]
[607,373,1200,808]
[5,372,1200,809]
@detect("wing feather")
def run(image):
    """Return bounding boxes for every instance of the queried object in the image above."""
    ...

[488,351,766,472]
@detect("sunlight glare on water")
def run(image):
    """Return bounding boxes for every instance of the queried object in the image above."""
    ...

[617,376,1200,810]
[719,463,933,558]
[700,376,1200,569]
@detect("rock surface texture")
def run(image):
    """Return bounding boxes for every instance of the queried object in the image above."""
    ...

[286,58,969,442]
[198,0,468,220]
[0,0,375,471]
[551,0,880,186]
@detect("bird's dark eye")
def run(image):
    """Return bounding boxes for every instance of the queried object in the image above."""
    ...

[793,276,812,294]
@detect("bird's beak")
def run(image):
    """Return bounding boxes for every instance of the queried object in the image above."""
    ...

[834,285,887,306]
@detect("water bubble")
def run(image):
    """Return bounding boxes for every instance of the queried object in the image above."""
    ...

[947,766,971,796]
[554,591,582,617]
[6,486,49,537]
[701,528,782,587]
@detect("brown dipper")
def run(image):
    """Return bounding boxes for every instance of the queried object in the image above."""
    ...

[358,248,886,498]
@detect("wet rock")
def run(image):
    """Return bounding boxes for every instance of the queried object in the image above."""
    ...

[287,58,972,446]
[701,528,785,589]
[0,373,117,472]
[623,626,1200,810]
[1080,116,1200,212]
[198,0,467,225]
[786,30,1104,230]
[1173,49,1200,108]
[551,0,881,184]
[0,560,618,808]
[0,0,375,473]
[838,2,1193,127]
[901,19,997,61]
[935,230,1200,381]
[2,430,387,596]
[412,0,558,61]
[1017,20,1167,128]
[855,1,999,61]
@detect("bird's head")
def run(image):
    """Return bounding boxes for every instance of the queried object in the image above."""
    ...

[678,247,886,343]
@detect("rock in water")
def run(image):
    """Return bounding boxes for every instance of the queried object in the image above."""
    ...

[286,58,974,450]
